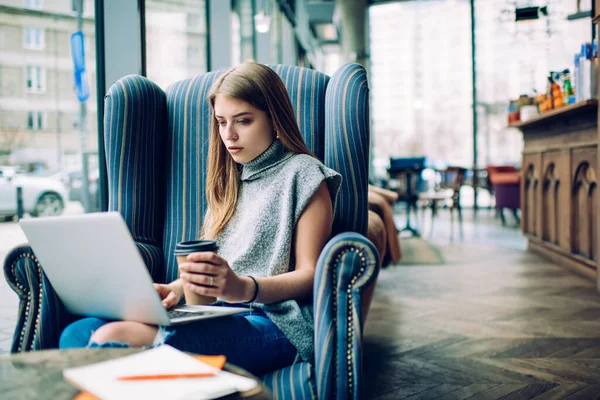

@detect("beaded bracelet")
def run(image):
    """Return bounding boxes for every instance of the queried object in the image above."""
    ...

[247,275,260,303]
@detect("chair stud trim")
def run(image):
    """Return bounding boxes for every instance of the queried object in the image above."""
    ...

[9,252,43,352]
[330,245,369,400]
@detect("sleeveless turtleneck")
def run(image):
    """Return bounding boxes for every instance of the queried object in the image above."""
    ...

[214,139,342,363]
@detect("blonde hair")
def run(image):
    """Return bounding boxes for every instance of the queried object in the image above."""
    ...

[202,61,312,239]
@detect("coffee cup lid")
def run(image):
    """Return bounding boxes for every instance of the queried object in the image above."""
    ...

[174,240,218,254]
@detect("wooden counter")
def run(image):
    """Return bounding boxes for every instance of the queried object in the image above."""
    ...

[515,100,599,284]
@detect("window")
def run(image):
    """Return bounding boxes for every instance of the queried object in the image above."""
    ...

[1,0,99,217]
[24,27,44,50]
[27,111,45,130]
[26,65,45,92]
[24,0,42,10]
[145,0,207,88]
[187,44,201,61]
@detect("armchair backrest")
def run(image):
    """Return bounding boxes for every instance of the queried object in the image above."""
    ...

[104,64,370,284]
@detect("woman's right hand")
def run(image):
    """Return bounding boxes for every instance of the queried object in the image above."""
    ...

[153,280,183,309]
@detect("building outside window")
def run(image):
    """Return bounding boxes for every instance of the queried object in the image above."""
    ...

[145,0,208,89]
[27,111,46,131]
[232,0,255,62]
[230,8,241,66]
[0,1,98,202]
[25,0,43,10]
[26,65,45,92]
[24,27,44,50]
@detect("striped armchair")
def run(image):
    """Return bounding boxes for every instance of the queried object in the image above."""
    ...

[3,64,379,399]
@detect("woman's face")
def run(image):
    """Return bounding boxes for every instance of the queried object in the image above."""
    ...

[214,94,274,164]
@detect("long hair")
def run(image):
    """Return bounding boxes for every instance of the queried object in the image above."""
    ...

[202,61,312,239]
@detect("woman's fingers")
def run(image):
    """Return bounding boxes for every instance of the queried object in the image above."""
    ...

[153,283,169,299]
[179,262,220,275]
[162,292,177,309]
[185,251,225,264]
[180,272,217,287]
[185,282,220,298]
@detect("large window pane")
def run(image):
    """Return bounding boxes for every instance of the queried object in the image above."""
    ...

[145,0,208,88]
[369,1,473,172]
[0,0,98,217]
[476,0,592,167]
[232,0,255,62]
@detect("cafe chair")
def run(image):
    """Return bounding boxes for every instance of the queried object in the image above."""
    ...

[486,165,521,225]
[418,166,467,238]
[3,63,379,400]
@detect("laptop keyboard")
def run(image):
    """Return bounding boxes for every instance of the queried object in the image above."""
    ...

[167,310,218,319]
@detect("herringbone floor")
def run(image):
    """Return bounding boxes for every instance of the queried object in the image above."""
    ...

[362,210,600,399]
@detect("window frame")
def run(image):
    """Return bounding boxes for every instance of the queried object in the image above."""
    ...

[24,27,45,50]
[27,111,46,131]
[24,0,43,10]
[25,65,46,93]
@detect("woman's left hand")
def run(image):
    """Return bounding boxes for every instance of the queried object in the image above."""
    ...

[178,252,254,303]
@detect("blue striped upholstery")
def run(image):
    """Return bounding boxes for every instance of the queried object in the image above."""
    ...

[104,75,168,282]
[261,362,317,399]
[161,71,222,284]
[269,65,329,161]
[3,63,380,400]
[3,244,74,352]
[325,64,370,236]
[314,233,379,400]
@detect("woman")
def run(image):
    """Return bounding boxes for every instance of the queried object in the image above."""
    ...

[59,61,342,376]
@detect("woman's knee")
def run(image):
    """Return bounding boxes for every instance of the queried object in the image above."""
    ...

[90,321,158,347]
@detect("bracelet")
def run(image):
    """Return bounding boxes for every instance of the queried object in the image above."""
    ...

[247,276,260,303]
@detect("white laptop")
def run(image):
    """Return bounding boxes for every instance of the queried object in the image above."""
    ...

[19,212,249,325]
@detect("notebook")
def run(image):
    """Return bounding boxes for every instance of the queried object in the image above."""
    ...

[19,212,249,325]
[63,345,258,400]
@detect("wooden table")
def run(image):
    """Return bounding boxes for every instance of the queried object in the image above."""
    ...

[0,348,272,400]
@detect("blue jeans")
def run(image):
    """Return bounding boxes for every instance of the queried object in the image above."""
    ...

[59,307,297,376]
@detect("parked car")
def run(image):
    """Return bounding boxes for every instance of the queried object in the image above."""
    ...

[51,167,99,210]
[0,166,69,220]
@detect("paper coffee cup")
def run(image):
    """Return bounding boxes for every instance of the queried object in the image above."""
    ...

[175,240,218,305]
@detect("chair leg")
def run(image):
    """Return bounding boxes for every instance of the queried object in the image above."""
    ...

[512,209,520,225]
[449,205,455,241]
[499,208,506,225]
[430,202,437,237]
[457,204,464,239]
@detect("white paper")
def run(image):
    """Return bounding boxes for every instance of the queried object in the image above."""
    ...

[63,345,257,400]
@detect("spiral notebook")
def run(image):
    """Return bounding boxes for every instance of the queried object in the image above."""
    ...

[63,345,258,400]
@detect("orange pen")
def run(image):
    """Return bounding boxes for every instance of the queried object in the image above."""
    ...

[116,372,215,381]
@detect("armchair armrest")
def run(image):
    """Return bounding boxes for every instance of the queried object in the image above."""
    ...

[3,244,74,353]
[2,241,165,354]
[314,232,380,400]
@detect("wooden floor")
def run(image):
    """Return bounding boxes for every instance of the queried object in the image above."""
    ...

[362,210,600,399]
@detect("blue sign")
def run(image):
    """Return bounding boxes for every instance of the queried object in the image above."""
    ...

[70,31,89,102]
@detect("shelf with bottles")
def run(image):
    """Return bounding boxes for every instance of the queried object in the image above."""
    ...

[509,99,597,130]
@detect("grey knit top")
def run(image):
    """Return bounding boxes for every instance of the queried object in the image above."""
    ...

[214,139,342,362]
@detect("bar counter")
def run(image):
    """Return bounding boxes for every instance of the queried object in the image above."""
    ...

[514,100,599,286]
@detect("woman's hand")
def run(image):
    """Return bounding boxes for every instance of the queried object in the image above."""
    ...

[178,252,254,303]
[153,279,183,309]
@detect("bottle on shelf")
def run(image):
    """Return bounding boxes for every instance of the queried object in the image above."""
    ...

[591,39,598,100]
[580,43,592,101]
[551,72,564,109]
[563,69,575,105]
